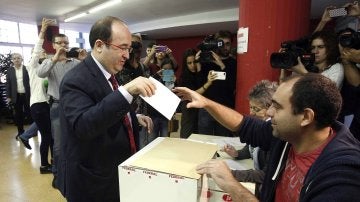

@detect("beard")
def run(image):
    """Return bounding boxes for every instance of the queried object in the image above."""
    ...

[218,48,230,58]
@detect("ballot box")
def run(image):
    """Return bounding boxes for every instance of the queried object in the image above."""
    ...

[188,134,256,201]
[118,137,218,202]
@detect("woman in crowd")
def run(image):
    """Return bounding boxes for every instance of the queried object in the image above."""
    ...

[179,48,216,138]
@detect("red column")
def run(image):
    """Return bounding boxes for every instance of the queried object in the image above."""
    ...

[37,25,59,54]
[236,0,311,113]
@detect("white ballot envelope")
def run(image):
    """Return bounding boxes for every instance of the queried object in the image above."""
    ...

[140,77,181,120]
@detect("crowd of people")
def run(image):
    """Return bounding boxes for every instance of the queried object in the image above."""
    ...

[4,1,360,201]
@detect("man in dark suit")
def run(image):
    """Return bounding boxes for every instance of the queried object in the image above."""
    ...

[6,53,31,138]
[58,16,155,201]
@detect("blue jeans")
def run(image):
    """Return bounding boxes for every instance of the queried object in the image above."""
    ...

[50,103,61,176]
[20,122,38,140]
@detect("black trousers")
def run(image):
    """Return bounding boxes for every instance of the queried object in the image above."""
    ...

[31,102,53,166]
[13,93,30,133]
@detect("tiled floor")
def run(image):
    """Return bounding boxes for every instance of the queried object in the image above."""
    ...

[0,120,66,202]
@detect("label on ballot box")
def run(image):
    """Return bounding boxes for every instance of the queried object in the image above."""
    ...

[118,137,218,202]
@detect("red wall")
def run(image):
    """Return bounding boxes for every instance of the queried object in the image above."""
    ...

[236,0,311,114]
[38,25,59,54]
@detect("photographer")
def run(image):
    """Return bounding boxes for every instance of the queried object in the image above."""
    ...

[197,30,237,137]
[36,33,86,189]
[339,28,360,141]
[117,33,149,84]
[279,31,344,88]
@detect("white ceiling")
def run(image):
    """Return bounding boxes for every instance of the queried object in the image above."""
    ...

[0,0,351,39]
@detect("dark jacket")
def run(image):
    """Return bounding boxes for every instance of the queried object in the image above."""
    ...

[6,65,30,103]
[236,116,360,202]
[58,55,140,202]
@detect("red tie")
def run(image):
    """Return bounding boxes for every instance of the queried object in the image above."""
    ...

[109,75,137,154]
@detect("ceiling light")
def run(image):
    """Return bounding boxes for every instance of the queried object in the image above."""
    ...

[89,0,123,13]
[64,13,87,22]
[64,0,122,22]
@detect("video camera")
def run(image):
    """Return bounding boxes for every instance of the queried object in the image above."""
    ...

[197,35,224,63]
[66,48,79,58]
[270,37,318,73]
[339,31,360,50]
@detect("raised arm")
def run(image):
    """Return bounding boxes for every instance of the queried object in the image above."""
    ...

[27,18,53,70]
[173,87,243,131]
[313,6,334,33]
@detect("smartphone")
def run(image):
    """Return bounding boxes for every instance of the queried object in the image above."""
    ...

[156,45,167,53]
[328,7,348,18]
[162,69,174,82]
[212,71,226,80]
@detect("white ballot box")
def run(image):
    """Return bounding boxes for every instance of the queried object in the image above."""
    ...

[118,137,218,202]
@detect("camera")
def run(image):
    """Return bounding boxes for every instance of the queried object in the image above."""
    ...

[270,37,318,73]
[66,48,79,58]
[197,35,224,63]
[339,31,360,50]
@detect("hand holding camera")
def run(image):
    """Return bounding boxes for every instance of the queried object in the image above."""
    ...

[343,1,360,16]
[66,48,87,60]
[327,1,360,18]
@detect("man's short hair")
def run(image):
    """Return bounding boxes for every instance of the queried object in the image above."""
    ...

[214,30,232,41]
[52,34,67,43]
[248,80,278,109]
[89,16,124,48]
[289,73,342,128]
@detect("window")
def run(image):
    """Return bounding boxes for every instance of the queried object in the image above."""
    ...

[82,32,91,50]
[0,20,19,43]
[61,29,80,48]
[19,23,38,44]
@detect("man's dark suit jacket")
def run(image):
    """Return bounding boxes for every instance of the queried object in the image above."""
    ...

[6,65,30,103]
[59,55,140,202]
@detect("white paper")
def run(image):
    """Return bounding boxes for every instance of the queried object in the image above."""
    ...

[237,27,249,54]
[140,77,181,120]
[211,137,246,148]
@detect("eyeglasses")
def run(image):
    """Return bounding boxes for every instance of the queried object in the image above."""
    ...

[250,106,265,113]
[102,40,133,53]
[54,41,69,45]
